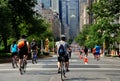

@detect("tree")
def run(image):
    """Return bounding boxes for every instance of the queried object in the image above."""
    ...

[75,25,90,47]
[76,0,120,50]
[8,0,37,39]
[0,0,12,52]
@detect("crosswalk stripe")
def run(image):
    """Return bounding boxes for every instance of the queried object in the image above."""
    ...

[1,68,120,71]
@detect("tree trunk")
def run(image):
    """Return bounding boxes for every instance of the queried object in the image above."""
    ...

[2,36,7,53]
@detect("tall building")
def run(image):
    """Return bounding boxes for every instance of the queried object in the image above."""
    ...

[36,0,61,40]
[40,0,52,9]
[59,0,80,39]
[36,0,81,40]
[51,0,59,13]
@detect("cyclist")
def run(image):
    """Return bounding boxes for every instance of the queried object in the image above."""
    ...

[30,38,38,64]
[18,35,30,69]
[84,46,88,57]
[55,35,70,73]
[10,40,18,68]
[94,44,101,61]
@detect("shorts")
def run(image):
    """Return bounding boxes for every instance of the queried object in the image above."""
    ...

[11,52,18,57]
[95,52,100,55]
[31,50,37,58]
[58,55,69,62]
[18,49,28,59]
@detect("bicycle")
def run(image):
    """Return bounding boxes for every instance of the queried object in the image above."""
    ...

[12,55,18,68]
[60,57,66,81]
[31,50,37,64]
[19,56,27,75]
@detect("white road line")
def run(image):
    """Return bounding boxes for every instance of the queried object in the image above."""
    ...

[0,68,120,71]
[0,63,120,66]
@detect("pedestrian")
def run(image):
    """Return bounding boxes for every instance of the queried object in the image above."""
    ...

[55,35,70,73]
[84,46,88,57]
[30,38,38,64]
[94,44,101,61]
[10,40,18,68]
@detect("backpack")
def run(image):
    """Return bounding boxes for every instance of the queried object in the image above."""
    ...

[18,40,25,49]
[30,41,36,50]
[18,40,28,51]
[58,44,65,56]
[11,44,18,53]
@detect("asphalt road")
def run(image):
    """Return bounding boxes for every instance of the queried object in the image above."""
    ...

[0,51,120,81]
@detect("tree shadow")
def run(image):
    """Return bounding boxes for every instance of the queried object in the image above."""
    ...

[25,70,58,75]
[64,77,107,81]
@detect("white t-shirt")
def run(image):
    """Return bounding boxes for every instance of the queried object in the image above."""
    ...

[55,40,69,55]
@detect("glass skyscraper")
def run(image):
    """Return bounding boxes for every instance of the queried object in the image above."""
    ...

[40,0,52,9]
[59,0,80,39]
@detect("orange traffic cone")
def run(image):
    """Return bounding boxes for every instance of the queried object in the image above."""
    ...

[84,56,88,64]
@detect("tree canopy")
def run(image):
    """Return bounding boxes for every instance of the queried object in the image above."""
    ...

[75,0,120,50]
[0,0,53,52]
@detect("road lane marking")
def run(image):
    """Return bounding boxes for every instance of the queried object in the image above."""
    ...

[1,68,120,71]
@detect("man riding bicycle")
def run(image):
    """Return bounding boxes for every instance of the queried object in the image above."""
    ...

[18,35,30,70]
[55,35,70,73]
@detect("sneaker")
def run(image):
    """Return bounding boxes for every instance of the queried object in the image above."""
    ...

[12,66,15,68]
[58,69,61,73]
[66,69,70,72]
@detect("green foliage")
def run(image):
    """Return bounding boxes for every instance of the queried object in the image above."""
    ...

[0,0,53,53]
[76,0,120,49]
[75,24,90,47]
[7,38,16,46]
[0,0,12,37]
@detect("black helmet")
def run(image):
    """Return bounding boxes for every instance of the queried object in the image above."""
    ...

[21,35,26,38]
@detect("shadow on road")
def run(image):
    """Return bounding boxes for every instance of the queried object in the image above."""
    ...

[64,77,107,81]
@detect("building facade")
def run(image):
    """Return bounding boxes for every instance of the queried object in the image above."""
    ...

[59,0,80,39]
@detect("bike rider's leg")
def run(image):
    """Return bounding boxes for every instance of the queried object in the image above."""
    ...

[14,55,18,67]
[24,54,28,64]
[57,57,61,73]
[18,51,23,68]
[35,51,37,63]
[65,56,69,72]
[12,56,15,68]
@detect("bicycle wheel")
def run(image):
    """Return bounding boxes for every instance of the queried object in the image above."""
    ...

[19,63,24,75]
[61,61,66,81]
[60,61,63,81]
[19,59,27,75]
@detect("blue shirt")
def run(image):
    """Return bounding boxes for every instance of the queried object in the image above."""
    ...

[11,44,18,53]
[95,45,100,53]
